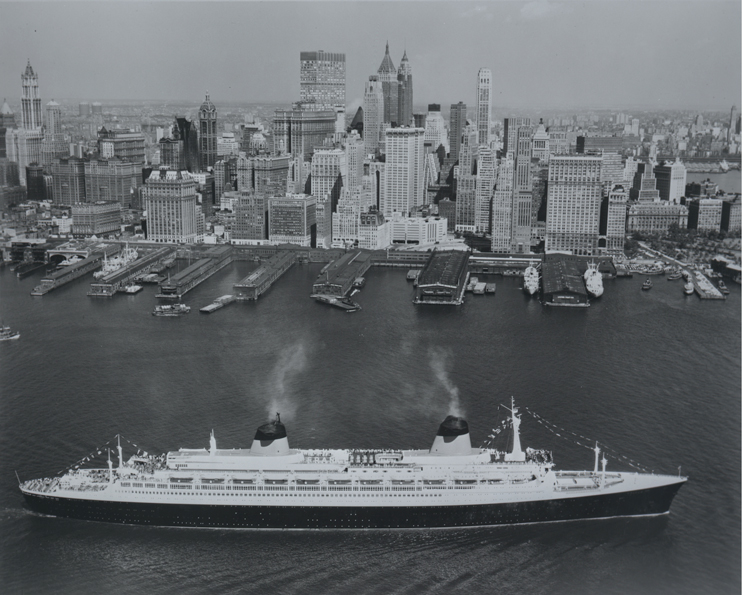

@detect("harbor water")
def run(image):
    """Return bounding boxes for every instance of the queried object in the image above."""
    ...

[0,262,739,594]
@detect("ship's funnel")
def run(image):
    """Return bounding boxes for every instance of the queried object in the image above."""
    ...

[430,416,472,455]
[251,415,290,456]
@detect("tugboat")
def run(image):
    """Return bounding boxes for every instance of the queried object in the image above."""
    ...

[667,269,683,281]
[684,281,695,295]
[313,294,361,313]
[152,303,190,317]
[642,278,653,291]
[718,280,730,295]
[0,325,20,341]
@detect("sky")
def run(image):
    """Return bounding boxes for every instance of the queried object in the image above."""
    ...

[0,1,740,114]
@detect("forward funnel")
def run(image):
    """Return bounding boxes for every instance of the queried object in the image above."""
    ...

[251,414,290,455]
[430,416,472,455]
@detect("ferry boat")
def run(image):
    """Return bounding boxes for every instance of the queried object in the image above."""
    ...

[642,279,653,291]
[0,325,20,341]
[18,400,686,529]
[667,270,683,281]
[583,262,604,298]
[523,264,540,296]
[313,294,361,312]
[684,282,695,295]
[152,303,190,317]
[94,245,138,280]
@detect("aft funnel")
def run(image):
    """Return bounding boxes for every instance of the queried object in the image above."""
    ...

[430,416,472,455]
[251,414,290,455]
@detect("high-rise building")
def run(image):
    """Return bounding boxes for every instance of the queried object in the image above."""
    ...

[252,154,291,196]
[51,157,86,205]
[311,147,347,248]
[233,191,268,241]
[6,128,42,186]
[449,102,467,161]
[78,102,91,117]
[654,158,686,204]
[397,51,413,127]
[545,155,603,255]
[332,186,362,248]
[45,100,61,136]
[377,43,399,125]
[25,163,46,201]
[475,68,492,147]
[174,117,200,173]
[299,51,345,111]
[532,119,549,161]
[71,201,121,236]
[474,145,496,233]
[199,93,218,170]
[512,126,534,252]
[21,61,42,131]
[345,131,364,191]
[454,126,478,232]
[271,108,336,160]
[729,106,738,144]
[636,162,661,203]
[604,184,628,253]
[503,117,531,157]
[383,127,425,217]
[268,193,316,246]
[144,169,199,243]
[424,104,447,154]
[363,76,384,156]
[84,158,141,208]
[41,100,67,166]
[490,155,514,252]
[97,128,146,164]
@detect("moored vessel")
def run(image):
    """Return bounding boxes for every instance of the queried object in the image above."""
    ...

[312,294,361,312]
[19,399,687,530]
[94,245,139,280]
[152,303,190,317]
[718,280,730,295]
[684,281,695,295]
[523,263,540,296]
[583,261,604,298]
[642,278,653,291]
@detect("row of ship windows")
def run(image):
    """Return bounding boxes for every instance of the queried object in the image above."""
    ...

[121,490,446,497]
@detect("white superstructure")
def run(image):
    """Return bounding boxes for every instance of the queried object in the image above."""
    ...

[523,263,540,295]
[584,261,604,298]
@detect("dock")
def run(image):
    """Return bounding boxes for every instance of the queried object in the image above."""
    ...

[31,245,120,296]
[541,260,590,307]
[156,246,233,299]
[200,295,236,313]
[312,250,372,298]
[414,250,470,305]
[86,247,176,297]
[690,270,726,300]
[234,251,296,300]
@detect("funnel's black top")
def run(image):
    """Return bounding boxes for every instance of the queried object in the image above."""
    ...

[254,419,287,442]
[436,416,469,437]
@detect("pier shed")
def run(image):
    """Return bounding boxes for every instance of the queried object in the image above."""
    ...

[312,250,372,297]
[414,250,470,305]
[541,260,590,307]
[156,245,232,299]
[234,251,296,300]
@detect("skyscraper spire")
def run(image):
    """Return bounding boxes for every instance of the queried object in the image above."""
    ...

[21,60,42,130]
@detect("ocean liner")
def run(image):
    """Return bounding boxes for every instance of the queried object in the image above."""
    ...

[19,400,686,529]
[583,261,604,298]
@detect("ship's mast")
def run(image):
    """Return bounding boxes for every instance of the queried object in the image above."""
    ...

[117,435,123,471]
[593,442,600,474]
[209,429,217,456]
[503,397,526,462]
[107,448,113,483]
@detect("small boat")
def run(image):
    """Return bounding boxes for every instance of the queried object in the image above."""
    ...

[124,284,143,294]
[667,271,683,281]
[718,280,730,295]
[313,294,361,312]
[353,277,366,289]
[152,303,190,317]
[684,282,695,295]
[642,279,653,291]
[0,325,20,341]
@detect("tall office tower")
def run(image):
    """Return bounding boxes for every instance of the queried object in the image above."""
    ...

[449,102,467,161]
[532,120,549,161]
[637,162,660,203]
[5,128,43,186]
[503,117,532,157]
[271,108,336,160]
[26,164,46,201]
[654,158,686,204]
[729,106,738,144]
[233,191,268,241]
[382,127,425,217]
[159,135,186,171]
[345,131,364,190]
[199,93,218,170]
[252,154,291,196]
[491,155,514,252]
[50,157,86,205]
[511,125,534,253]
[84,158,141,208]
[475,68,492,147]
[299,51,346,111]
[424,104,447,153]
[363,76,384,155]
[600,151,624,191]
[45,100,61,135]
[143,169,198,243]
[606,184,627,253]
[377,42,399,125]
[396,51,413,127]
[367,160,385,211]
[545,155,603,256]
[175,117,200,172]
[474,146,496,233]
[97,128,146,164]
[21,61,42,130]
[268,193,316,247]
[311,147,347,248]
[455,126,478,232]
[236,153,252,191]
[332,186,362,247]
[41,100,67,166]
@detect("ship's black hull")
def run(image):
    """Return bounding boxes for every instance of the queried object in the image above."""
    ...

[22,482,684,529]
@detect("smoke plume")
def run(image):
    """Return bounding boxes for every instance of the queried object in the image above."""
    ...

[429,347,464,418]
[266,342,308,421]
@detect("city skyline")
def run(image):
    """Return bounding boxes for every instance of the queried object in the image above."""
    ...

[0,1,739,112]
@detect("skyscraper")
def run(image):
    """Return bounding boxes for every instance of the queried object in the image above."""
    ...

[21,61,42,131]
[45,100,61,135]
[449,102,467,161]
[512,125,534,253]
[363,76,384,155]
[606,184,627,252]
[424,104,447,153]
[299,51,346,111]
[474,145,496,233]
[491,155,514,252]
[503,117,532,156]
[377,42,399,125]
[397,51,413,128]
[268,194,316,247]
[144,169,199,243]
[475,68,492,147]
[545,155,603,255]
[455,125,478,232]
[654,158,686,204]
[382,127,425,216]
[199,93,218,170]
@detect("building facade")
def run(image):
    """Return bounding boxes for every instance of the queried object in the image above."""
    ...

[397,51,413,127]
[21,61,43,131]
[363,76,385,156]
[97,128,146,164]
[271,108,336,160]
[383,127,425,217]
[299,51,346,111]
[199,94,218,170]
[84,158,141,208]
[51,157,86,206]
[377,43,399,125]
[268,193,316,246]
[143,169,199,243]
[476,68,492,147]
[605,184,628,252]
[449,102,467,161]
[71,201,121,236]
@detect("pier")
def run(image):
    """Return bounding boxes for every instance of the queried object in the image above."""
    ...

[690,270,726,300]
[200,295,237,313]
[312,250,372,297]
[234,251,296,300]
[86,247,176,297]
[414,250,470,305]
[156,245,233,299]
[541,260,590,307]
[31,244,120,296]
